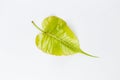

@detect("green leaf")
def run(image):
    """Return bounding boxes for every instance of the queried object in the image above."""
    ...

[32,16,97,57]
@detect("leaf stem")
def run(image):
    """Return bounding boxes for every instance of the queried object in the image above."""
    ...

[32,21,44,32]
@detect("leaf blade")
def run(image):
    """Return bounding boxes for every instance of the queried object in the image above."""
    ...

[33,16,97,57]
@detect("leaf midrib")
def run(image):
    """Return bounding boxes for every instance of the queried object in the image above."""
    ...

[32,21,79,52]
[44,32,80,52]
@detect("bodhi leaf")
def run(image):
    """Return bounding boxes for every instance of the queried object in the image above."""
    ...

[32,16,97,57]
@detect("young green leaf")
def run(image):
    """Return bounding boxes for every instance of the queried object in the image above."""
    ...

[32,16,97,57]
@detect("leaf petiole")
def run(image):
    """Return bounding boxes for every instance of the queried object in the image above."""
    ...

[32,21,44,33]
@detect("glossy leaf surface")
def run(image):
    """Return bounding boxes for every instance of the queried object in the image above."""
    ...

[32,16,96,57]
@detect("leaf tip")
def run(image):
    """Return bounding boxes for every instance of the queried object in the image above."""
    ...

[79,49,99,58]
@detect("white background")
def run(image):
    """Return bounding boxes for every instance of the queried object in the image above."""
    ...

[0,0,120,80]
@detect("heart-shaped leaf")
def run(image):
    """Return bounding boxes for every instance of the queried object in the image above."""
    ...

[32,16,97,57]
